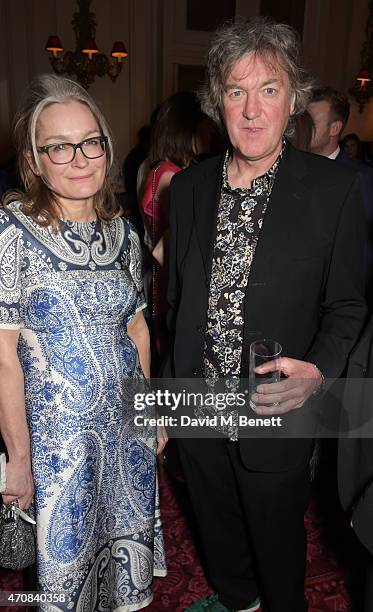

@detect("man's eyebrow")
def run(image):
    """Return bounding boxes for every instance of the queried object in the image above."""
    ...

[260,78,282,86]
[224,77,283,91]
[224,82,243,91]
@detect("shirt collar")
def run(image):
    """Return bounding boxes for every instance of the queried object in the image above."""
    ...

[328,146,340,160]
[222,138,286,194]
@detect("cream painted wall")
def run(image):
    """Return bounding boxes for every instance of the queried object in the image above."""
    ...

[0,0,160,167]
[161,0,260,98]
[302,0,372,139]
[0,0,371,167]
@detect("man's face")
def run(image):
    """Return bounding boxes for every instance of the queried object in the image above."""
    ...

[222,53,294,165]
[343,139,359,160]
[308,100,334,155]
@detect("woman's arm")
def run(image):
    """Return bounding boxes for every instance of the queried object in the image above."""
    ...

[149,170,176,266]
[156,170,175,222]
[152,229,169,266]
[127,310,150,379]
[127,311,168,454]
[0,330,34,509]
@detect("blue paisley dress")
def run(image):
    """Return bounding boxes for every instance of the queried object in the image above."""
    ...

[0,202,166,611]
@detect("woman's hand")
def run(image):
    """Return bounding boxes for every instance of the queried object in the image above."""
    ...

[0,329,34,510]
[156,424,168,455]
[2,458,34,509]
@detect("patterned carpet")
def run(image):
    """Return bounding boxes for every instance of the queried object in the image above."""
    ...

[0,460,367,612]
[149,465,360,612]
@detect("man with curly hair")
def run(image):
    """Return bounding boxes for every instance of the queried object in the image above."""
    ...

[166,17,366,612]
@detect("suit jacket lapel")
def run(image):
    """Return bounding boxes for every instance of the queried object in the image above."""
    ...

[248,144,309,284]
[241,144,311,376]
[193,155,224,283]
[191,146,310,287]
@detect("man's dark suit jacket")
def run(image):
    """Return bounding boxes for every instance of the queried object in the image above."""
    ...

[338,313,373,555]
[167,143,367,473]
[336,151,373,306]
[336,150,373,216]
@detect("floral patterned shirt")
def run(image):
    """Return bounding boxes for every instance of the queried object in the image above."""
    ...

[204,146,283,381]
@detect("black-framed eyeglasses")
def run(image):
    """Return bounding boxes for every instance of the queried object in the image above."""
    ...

[37,136,108,165]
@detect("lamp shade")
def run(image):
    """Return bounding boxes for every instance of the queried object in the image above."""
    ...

[45,35,63,53]
[82,38,99,54]
[111,41,128,58]
[356,69,371,85]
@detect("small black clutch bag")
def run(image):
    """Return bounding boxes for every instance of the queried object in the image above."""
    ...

[0,500,36,570]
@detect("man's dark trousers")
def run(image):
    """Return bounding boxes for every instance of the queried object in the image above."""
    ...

[177,436,310,612]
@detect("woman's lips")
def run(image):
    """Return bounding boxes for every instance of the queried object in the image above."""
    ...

[69,174,94,181]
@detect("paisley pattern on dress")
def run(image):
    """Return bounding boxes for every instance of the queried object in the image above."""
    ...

[0,202,166,611]
[8,204,125,267]
[0,223,23,312]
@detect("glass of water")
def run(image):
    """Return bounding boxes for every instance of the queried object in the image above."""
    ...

[249,339,282,411]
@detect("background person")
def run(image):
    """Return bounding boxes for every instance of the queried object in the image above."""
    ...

[308,87,373,309]
[338,313,373,612]
[123,125,151,194]
[341,132,364,162]
[289,109,314,151]
[141,91,206,371]
[120,125,151,242]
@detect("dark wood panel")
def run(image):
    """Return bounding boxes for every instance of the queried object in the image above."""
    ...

[186,0,236,31]
[177,64,206,92]
[260,0,306,36]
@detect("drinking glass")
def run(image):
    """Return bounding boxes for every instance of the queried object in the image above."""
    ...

[249,339,282,411]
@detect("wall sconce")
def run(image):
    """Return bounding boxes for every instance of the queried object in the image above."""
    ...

[45,0,128,90]
[349,1,373,113]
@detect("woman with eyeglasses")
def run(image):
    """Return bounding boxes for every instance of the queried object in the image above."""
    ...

[0,74,166,610]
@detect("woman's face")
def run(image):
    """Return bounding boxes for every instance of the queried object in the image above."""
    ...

[31,99,107,206]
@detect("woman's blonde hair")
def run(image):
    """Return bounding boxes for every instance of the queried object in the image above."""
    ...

[4,74,119,228]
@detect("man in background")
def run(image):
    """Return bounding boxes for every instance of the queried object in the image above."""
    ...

[308,88,373,307]
[308,88,349,161]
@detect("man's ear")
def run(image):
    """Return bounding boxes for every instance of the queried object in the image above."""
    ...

[24,151,40,176]
[330,120,343,138]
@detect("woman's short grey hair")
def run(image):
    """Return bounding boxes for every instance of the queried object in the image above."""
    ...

[199,17,314,133]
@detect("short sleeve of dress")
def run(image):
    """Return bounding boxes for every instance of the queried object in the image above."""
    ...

[128,224,146,315]
[0,208,24,330]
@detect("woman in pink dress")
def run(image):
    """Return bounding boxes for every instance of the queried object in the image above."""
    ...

[141,92,208,369]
